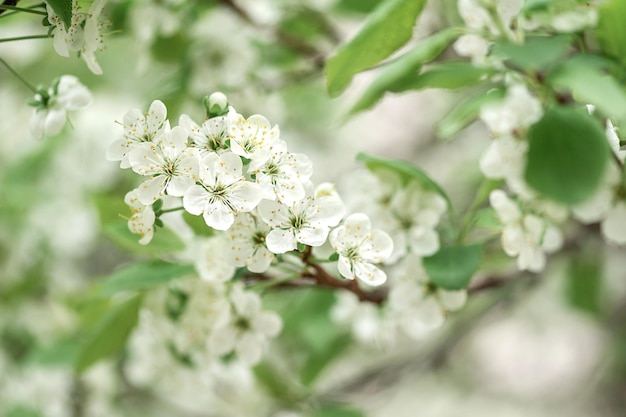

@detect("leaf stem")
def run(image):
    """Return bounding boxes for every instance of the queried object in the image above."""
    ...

[158,206,185,214]
[0,56,37,92]
[0,34,50,42]
[0,4,46,15]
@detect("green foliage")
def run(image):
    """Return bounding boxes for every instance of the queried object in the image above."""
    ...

[492,35,572,72]
[334,0,381,14]
[357,152,452,209]
[423,244,483,290]
[98,260,195,296]
[182,211,214,237]
[436,87,505,139]
[524,106,610,205]
[308,404,366,417]
[27,336,81,367]
[74,295,142,373]
[46,0,73,29]
[349,28,463,114]
[565,252,604,316]
[325,0,428,96]
[596,0,626,68]
[549,55,626,122]
[6,406,44,417]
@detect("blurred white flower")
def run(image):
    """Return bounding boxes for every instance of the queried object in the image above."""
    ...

[480,84,543,137]
[209,283,282,365]
[124,188,156,245]
[389,255,466,338]
[29,75,92,139]
[386,182,447,261]
[183,152,263,230]
[480,134,532,197]
[329,213,393,286]
[453,34,490,64]
[490,190,563,272]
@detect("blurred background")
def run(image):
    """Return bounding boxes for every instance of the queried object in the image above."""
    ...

[0,0,625,416]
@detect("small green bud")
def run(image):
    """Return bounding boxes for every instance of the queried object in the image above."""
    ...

[297,242,307,252]
[203,91,229,118]
[328,252,339,262]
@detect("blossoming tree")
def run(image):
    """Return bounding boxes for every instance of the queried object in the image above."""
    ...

[1,0,625,416]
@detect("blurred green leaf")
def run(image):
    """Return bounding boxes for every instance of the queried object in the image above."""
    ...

[182,211,214,237]
[47,0,73,29]
[6,406,44,417]
[309,404,365,417]
[566,253,603,316]
[75,295,142,373]
[492,35,572,72]
[423,244,483,290]
[357,152,452,210]
[99,260,195,296]
[300,333,351,386]
[326,0,428,96]
[436,87,505,139]
[27,336,81,367]
[549,55,626,122]
[596,0,626,68]
[524,106,609,205]
[349,28,464,113]
[104,220,185,255]
[334,0,381,14]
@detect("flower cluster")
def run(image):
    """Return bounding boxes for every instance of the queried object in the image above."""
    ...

[108,93,398,364]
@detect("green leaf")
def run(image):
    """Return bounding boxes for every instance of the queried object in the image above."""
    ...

[6,406,44,417]
[335,0,381,14]
[436,87,505,139]
[524,106,610,205]
[423,244,483,290]
[182,211,214,237]
[596,0,626,68]
[99,261,195,296]
[27,336,81,367]
[104,220,186,255]
[46,0,73,30]
[565,253,603,316]
[75,295,142,373]
[356,152,452,210]
[349,28,464,113]
[300,333,351,386]
[492,35,572,72]
[326,0,428,96]
[403,61,491,90]
[549,55,626,122]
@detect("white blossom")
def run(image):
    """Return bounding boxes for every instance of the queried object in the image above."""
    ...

[251,140,313,205]
[228,113,279,168]
[128,125,198,204]
[224,213,275,273]
[490,190,563,272]
[480,134,532,197]
[480,84,543,136]
[195,236,237,282]
[258,185,345,254]
[29,75,92,139]
[47,0,108,74]
[179,111,233,156]
[386,182,447,261]
[183,152,263,231]
[107,100,169,168]
[389,255,466,339]
[208,284,282,366]
[453,34,490,64]
[329,213,393,287]
[124,188,156,245]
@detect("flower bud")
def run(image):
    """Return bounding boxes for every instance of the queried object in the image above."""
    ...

[203,91,229,118]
